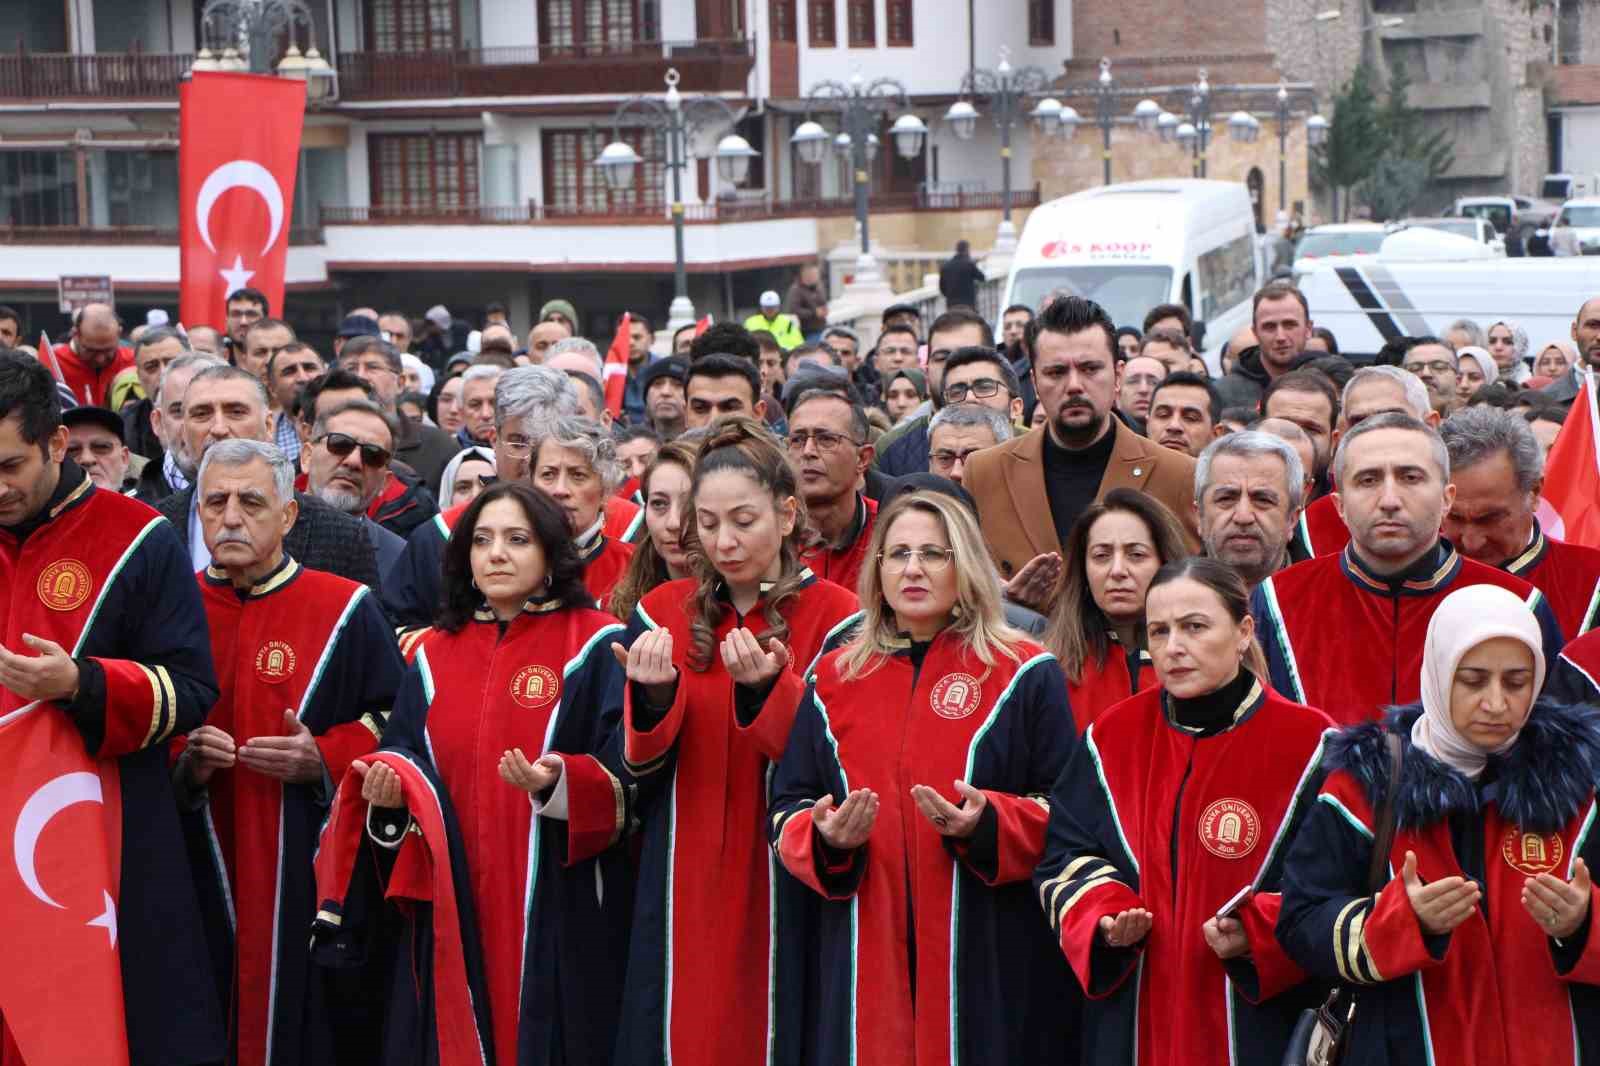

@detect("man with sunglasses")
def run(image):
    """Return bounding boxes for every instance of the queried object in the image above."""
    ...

[305,400,414,578]
[790,386,878,591]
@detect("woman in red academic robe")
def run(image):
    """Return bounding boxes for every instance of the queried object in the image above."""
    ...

[770,488,1080,1066]
[1035,558,1332,1066]
[532,415,635,608]
[570,416,861,1065]
[328,481,631,1066]
[1044,488,1191,733]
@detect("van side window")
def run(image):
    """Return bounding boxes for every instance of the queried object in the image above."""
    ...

[1196,233,1256,322]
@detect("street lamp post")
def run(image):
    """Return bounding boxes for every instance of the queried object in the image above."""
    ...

[595,69,759,328]
[944,49,1052,254]
[1175,69,1212,177]
[1093,59,1116,186]
[189,0,337,104]
[792,71,927,290]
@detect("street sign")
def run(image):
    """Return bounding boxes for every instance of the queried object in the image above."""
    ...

[57,276,114,314]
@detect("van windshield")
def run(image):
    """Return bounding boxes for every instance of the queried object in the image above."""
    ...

[1543,178,1572,200]
[1294,231,1384,259]
[1008,266,1174,330]
[1560,205,1600,228]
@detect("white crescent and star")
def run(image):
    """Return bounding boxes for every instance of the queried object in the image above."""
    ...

[12,770,119,947]
[195,160,285,293]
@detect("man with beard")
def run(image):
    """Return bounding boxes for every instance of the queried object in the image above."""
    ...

[1251,412,1562,725]
[305,399,411,578]
[135,353,223,504]
[1399,336,1461,418]
[1194,430,1304,591]
[966,295,1199,603]
[125,326,189,461]
[224,287,269,355]
[789,387,877,591]
[638,356,687,438]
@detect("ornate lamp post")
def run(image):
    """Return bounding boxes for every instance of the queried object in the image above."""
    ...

[189,0,337,105]
[595,68,759,328]
[943,48,1053,253]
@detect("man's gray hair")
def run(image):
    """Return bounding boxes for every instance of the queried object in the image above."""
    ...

[928,403,1013,446]
[1439,405,1544,493]
[1332,411,1449,487]
[313,398,400,448]
[188,363,271,412]
[822,325,860,346]
[1195,430,1306,511]
[1341,365,1431,421]
[156,353,225,407]
[495,365,580,432]
[1446,319,1486,348]
[542,415,623,496]
[134,325,190,355]
[548,337,604,378]
[197,439,296,505]
[462,364,502,389]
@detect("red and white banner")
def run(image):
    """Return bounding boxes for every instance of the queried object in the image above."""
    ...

[0,703,126,1065]
[1543,369,1600,549]
[179,72,305,329]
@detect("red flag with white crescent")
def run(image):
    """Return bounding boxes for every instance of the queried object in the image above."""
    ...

[0,703,126,1065]
[179,72,304,329]
[603,312,631,418]
[1543,369,1600,549]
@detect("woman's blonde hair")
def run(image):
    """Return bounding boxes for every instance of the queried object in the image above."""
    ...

[837,490,1026,680]
[608,439,700,622]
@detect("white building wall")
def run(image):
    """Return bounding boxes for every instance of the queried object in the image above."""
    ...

[1559,108,1600,178]
[479,0,538,49]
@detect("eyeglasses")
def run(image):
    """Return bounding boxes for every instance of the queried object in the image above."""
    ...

[929,447,985,469]
[498,435,535,457]
[879,546,955,574]
[786,429,862,453]
[315,432,392,468]
[1403,361,1456,376]
[942,378,1006,403]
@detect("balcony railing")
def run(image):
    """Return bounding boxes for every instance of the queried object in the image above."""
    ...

[336,38,754,101]
[0,50,190,100]
[320,187,1041,226]
[0,223,325,245]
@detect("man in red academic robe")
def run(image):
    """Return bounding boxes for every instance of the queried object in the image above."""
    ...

[1440,405,1600,639]
[176,439,403,1066]
[791,390,878,593]
[1253,413,1562,725]
[0,353,224,1065]
[52,303,135,409]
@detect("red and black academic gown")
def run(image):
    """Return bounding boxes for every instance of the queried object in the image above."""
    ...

[1252,541,1565,725]
[325,601,631,1066]
[609,573,861,1066]
[0,462,225,1065]
[574,517,635,611]
[1066,637,1156,735]
[799,493,877,596]
[1499,520,1600,640]
[180,556,404,1066]
[1278,702,1600,1066]
[1549,627,1600,705]
[604,493,645,544]
[1287,493,1349,560]
[769,634,1080,1066]
[1034,677,1333,1066]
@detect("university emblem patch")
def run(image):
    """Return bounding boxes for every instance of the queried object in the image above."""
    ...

[37,559,92,612]
[1198,798,1261,859]
[1501,826,1563,877]
[929,672,982,720]
[254,640,298,683]
[511,664,561,710]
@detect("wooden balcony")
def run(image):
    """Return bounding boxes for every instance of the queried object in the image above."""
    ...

[0,50,190,101]
[335,38,754,101]
[0,224,325,245]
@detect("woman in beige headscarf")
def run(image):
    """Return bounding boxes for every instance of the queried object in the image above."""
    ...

[1279,584,1600,1066]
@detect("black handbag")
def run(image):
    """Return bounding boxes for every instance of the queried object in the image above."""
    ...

[1280,732,1403,1066]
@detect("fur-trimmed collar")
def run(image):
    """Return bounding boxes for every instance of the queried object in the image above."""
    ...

[1323,702,1600,833]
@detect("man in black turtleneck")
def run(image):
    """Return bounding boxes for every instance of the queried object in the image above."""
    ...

[1251,411,1563,726]
[965,296,1201,608]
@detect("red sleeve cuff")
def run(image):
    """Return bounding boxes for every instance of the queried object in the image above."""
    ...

[1364,875,1444,980]
[558,753,627,864]
[1056,878,1146,997]
[93,657,179,757]
[776,807,861,900]
[953,790,1050,886]
[385,832,433,902]
[315,718,383,785]
[1237,892,1307,1001]
[734,668,805,762]
[624,679,687,774]
[1556,884,1600,984]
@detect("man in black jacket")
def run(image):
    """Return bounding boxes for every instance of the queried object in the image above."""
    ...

[156,364,380,590]
[938,239,985,309]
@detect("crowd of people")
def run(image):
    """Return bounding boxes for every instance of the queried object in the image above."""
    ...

[3,270,1600,1066]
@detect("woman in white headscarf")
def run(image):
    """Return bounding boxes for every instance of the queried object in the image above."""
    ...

[1487,319,1533,384]
[1278,584,1600,1066]
[1534,339,1578,381]
[400,352,436,397]
[437,445,496,509]
[1455,345,1498,405]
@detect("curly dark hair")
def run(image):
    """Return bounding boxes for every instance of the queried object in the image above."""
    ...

[437,481,593,631]
[681,416,809,672]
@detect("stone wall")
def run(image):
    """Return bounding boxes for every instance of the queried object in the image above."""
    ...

[814,205,1036,258]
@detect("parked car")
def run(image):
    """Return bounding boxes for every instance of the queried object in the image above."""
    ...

[1549,198,1600,256]
[1400,216,1505,256]
[1291,222,1387,281]
[1453,195,1559,256]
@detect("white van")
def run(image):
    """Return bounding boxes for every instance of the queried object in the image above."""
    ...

[1003,179,1260,372]
[1297,256,1600,358]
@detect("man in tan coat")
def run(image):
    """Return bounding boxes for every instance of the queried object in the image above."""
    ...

[965,295,1199,607]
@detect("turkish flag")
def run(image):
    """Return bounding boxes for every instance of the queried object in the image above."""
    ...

[1543,369,1600,549]
[0,703,126,1065]
[603,312,631,418]
[179,72,304,329]
[694,314,712,337]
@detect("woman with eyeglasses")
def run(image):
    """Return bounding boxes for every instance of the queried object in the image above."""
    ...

[1044,489,1192,733]
[770,489,1080,1066]
[608,440,697,621]
[1035,558,1332,1066]
[530,415,635,608]
[320,482,631,1066]
[580,417,861,1065]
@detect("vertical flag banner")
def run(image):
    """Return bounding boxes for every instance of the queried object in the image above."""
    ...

[0,704,126,1065]
[1543,369,1600,549]
[179,72,305,329]
[603,312,632,419]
